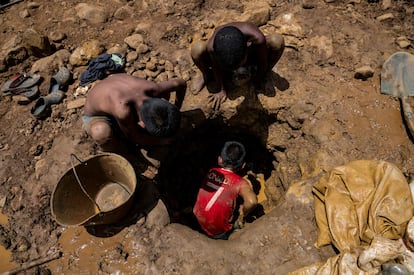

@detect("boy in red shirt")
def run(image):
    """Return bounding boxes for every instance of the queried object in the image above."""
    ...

[193,141,258,240]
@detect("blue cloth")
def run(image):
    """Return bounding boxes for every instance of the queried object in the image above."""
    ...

[79,53,125,86]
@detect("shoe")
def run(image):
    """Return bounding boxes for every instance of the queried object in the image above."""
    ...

[49,67,71,93]
[31,90,65,119]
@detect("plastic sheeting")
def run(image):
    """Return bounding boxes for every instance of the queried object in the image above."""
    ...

[313,160,413,252]
[289,160,414,275]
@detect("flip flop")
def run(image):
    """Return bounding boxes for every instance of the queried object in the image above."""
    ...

[0,73,41,94]
[2,85,39,99]
[49,67,71,93]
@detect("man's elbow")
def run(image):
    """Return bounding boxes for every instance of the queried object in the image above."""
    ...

[245,197,258,211]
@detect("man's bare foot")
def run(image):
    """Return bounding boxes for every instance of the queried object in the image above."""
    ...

[191,74,205,95]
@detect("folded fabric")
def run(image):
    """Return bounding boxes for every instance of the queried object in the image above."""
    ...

[79,53,125,86]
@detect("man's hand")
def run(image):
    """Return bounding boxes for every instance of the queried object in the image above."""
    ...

[237,205,245,229]
[174,79,187,109]
[207,90,227,111]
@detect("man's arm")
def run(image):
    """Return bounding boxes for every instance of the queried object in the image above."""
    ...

[236,22,268,80]
[206,44,227,110]
[238,179,258,217]
[150,79,187,109]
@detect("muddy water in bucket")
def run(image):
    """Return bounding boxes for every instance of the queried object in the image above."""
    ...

[51,153,137,226]
[95,182,131,212]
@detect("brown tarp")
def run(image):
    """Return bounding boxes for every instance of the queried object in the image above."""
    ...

[313,160,413,252]
[289,160,414,275]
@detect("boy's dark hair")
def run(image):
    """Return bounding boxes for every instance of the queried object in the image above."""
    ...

[220,141,246,170]
[213,26,247,70]
[141,98,181,137]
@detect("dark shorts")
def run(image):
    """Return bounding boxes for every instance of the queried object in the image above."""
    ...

[209,221,241,240]
[82,115,129,146]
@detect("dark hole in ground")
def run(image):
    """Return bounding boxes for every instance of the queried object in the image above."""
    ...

[157,119,276,231]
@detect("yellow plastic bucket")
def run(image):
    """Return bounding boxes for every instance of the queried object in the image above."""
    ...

[51,153,137,226]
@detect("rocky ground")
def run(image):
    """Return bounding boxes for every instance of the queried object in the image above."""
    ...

[0,0,414,274]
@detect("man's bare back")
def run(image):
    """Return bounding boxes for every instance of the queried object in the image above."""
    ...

[82,74,187,152]
[84,74,164,117]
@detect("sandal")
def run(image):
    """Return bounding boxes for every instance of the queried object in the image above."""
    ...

[1,73,41,94]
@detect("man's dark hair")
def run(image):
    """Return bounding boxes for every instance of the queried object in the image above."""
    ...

[213,26,247,70]
[220,141,246,170]
[141,98,181,137]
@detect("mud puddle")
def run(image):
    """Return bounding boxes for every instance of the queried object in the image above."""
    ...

[0,212,18,273]
[47,226,139,273]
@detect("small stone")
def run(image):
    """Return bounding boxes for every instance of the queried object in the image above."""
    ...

[354,65,374,80]
[382,0,392,10]
[29,145,43,156]
[406,7,414,15]
[145,60,157,71]
[33,145,43,156]
[12,95,31,105]
[396,36,411,49]
[302,1,315,9]
[49,31,67,42]
[376,13,394,21]
[126,51,138,63]
[136,44,149,54]
[19,9,30,18]
[66,97,86,109]
[16,238,31,252]
[0,196,6,208]
[27,2,40,9]
[35,159,47,180]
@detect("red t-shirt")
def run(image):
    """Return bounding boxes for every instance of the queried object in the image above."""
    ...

[193,167,245,236]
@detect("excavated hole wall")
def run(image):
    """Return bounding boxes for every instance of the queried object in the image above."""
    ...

[157,119,283,230]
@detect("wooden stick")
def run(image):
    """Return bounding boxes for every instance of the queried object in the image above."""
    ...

[2,251,62,275]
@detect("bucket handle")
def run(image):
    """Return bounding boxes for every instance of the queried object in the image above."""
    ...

[70,153,102,213]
